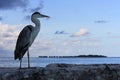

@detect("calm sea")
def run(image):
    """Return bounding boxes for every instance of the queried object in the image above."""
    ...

[0,57,120,67]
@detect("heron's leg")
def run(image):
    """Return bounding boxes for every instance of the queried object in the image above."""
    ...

[20,53,22,69]
[20,59,22,69]
[27,49,30,68]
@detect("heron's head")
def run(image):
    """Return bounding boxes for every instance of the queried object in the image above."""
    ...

[32,12,50,18]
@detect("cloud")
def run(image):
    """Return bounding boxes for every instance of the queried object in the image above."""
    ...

[0,0,30,22]
[0,23,19,54]
[24,0,44,20]
[94,20,107,23]
[0,0,44,22]
[71,28,89,37]
[30,7,42,13]
[29,34,102,56]
[54,31,68,35]
[30,0,43,12]
[0,0,28,10]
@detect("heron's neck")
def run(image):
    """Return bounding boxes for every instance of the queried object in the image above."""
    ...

[31,17,40,28]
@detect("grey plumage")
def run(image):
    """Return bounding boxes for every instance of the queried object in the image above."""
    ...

[14,25,33,60]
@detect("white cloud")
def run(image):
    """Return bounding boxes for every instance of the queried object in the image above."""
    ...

[71,28,89,37]
[30,37,102,56]
[0,23,19,51]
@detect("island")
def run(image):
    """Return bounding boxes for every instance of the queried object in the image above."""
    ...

[77,54,107,58]
[38,55,107,58]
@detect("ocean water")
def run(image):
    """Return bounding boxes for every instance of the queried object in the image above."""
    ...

[0,57,120,67]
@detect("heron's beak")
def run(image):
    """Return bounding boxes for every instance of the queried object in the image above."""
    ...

[41,14,50,18]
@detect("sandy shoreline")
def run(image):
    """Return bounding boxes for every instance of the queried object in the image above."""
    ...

[0,64,120,80]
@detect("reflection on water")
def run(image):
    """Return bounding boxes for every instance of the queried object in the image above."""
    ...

[0,57,120,67]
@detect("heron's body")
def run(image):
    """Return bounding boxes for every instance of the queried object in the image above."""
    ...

[14,12,49,68]
[14,25,39,60]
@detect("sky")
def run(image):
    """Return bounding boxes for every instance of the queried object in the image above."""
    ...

[0,0,120,57]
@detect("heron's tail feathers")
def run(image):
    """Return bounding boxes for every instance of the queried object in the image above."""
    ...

[14,50,21,60]
[14,50,18,60]
[14,48,27,60]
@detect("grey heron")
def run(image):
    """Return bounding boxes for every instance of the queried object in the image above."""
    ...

[14,12,49,68]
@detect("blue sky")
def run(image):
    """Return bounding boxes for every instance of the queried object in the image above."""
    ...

[0,0,120,57]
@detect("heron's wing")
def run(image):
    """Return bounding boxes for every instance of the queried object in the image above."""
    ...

[14,25,33,60]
